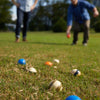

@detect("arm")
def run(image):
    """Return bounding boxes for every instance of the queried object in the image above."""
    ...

[12,0,20,7]
[81,1,99,17]
[66,25,72,35]
[93,7,99,17]
[66,6,73,35]
[31,0,38,11]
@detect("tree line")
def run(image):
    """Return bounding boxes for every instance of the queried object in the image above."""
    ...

[0,0,12,31]
[0,0,100,32]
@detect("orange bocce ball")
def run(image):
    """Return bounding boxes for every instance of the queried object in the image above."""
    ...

[45,61,53,66]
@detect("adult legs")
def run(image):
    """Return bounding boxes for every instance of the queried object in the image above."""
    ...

[73,21,80,44]
[82,20,90,44]
[22,12,31,41]
[15,8,24,41]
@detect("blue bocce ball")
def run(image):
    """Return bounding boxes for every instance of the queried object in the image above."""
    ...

[18,59,26,65]
[65,95,81,100]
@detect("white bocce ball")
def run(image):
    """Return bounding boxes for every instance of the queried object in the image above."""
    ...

[48,80,63,91]
[27,67,37,73]
[53,59,60,64]
[71,69,81,76]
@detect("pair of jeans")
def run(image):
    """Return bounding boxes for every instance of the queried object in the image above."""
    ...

[15,8,31,38]
[73,20,90,44]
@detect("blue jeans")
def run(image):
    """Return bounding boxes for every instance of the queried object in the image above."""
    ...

[15,8,31,38]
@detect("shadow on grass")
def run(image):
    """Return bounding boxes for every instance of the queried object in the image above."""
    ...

[25,41,85,46]
[25,41,86,46]
[25,41,70,46]
[0,39,72,46]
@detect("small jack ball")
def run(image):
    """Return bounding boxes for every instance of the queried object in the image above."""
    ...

[67,34,71,38]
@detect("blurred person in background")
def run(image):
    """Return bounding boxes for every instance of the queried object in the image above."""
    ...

[12,0,38,42]
[66,0,99,46]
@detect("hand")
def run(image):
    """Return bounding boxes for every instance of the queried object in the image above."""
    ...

[66,31,71,38]
[93,10,99,17]
[30,6,35,11]
[15,3,20,7]
[66,30,70,35]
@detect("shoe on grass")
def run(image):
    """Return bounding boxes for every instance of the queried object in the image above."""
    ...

[15,37,20,42]
[23,38,27,42]
[83,43,87,46]
[71,43,77,45]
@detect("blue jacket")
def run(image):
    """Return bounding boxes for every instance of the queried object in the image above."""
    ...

[67,0,95,26]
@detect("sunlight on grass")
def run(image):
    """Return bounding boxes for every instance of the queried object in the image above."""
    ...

[0,32,100,100]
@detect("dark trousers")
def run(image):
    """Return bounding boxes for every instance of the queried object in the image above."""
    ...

[73,20,90,44]
[15,8,31,38]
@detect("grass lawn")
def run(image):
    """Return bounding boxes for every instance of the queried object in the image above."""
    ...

[0,31,100,100]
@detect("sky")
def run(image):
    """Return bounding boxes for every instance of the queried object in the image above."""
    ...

[11,6,17,21]
[10,0,17,21]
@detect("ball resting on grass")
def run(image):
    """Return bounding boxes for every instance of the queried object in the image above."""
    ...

[65,95,81,100]
[18,59,26,65]
[71,69,81,76]
[54,66,57,69]
[26,67,37,73]
[29,67,37,73]
[53,59,60,65]
[48,80,63,91]
[45,61,53,67]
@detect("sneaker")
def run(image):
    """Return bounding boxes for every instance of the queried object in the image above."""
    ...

[83,43,87,46]
[15,37,20,42]
[71,43,77,45]
[23,38,27,42]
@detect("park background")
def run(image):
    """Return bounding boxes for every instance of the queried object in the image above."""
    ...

[0,0,100,32]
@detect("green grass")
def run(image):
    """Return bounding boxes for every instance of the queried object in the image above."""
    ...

[0,31,100,100]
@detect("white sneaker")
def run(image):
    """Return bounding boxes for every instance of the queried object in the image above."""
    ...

[83,43,87,46]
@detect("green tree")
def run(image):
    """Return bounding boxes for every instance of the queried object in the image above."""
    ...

[29,0,52,31]
[90,7,100,32]
[29,0,69,31]
[92,7,100,32]
[0,0,12,31]
[51,2,68,25]
[29,2,46,31]
[52,17,66,32]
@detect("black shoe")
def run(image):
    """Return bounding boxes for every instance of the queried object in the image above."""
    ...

[71,43,77,45]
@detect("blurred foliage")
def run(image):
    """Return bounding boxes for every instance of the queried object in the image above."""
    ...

[29,0,69,32]
[0,0,12,31]
[52,17,66,32]
[1,0,99,32]
[29,2,52,31]
[94,21,100,32]
[90,7,100,32]
[51,2,68,25]
[29,0,100,33]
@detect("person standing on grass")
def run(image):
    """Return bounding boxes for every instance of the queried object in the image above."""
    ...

[12,0,38,42]
[66,0,99,46]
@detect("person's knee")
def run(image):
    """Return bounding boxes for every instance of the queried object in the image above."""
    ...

[84,20,90,30]
[84,25,89,32]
